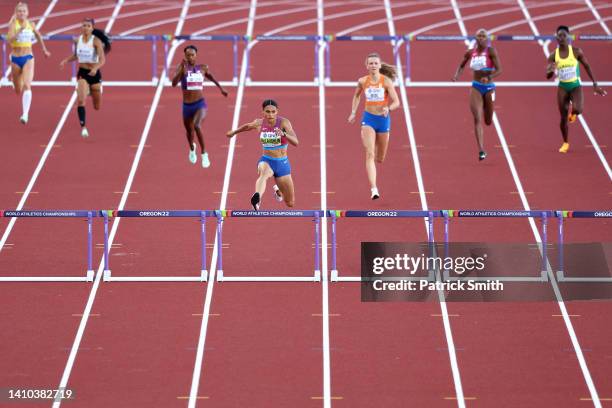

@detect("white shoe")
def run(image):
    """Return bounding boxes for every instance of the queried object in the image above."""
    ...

[19,114,28,124]
[189,143,197,164]
[272,184,283,202]
[81,127,89,138]
[201,152,210,168]
[371,187,380,200]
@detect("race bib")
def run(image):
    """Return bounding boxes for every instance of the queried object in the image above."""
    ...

[558,66,577,82]
[186,71,204,90]
[15,29,34,44]
[470,55,487,71]
[365,86,385,102]
[260,131,281,147]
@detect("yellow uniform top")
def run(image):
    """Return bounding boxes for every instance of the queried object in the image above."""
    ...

[11,19,35,48]
[554,45,580,83]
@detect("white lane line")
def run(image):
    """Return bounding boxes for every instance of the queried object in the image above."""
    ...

[584,0,611,34]
[51,2,192,407]
[187,2,257,407]
[514,1,611,179]
[385,2,466,407]
[317,2,332,407]
[455,2,603,407]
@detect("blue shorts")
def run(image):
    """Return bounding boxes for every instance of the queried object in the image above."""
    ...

[182,98,207,119]
[472,81,496,96]
[259,155,291,178]
[361,111,390,133]
[10,54,33,69]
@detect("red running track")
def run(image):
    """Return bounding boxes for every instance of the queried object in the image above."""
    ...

[0,0,611,407]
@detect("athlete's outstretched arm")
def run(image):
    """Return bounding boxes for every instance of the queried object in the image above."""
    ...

[280,118,298,147]
[575,47,607,96]
[226,119,260,137]
[546,53,556,79]
[348,79,364,123]
[203,65,228,97]
[452,50,471,81]
[33,27,50,57]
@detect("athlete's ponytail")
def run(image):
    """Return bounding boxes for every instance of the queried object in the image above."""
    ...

[93,28,111,54]
[84,18,112,53]
[365,52,397,81]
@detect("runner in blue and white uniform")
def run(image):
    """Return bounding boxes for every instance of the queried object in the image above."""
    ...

[453,29,502,161]
[172,44,228,168]
[226,99,299,211]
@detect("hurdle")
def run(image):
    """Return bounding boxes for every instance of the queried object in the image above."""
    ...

[101,210,212,282]
[0,210,96,282]
[243,35,322,85]
[171,35,241,85]
[555,211,612,283]
[329,210,438,282]
[327,35,403,85]
[442,210,552,282]
[405,34,612,84]
[215,210,322,282]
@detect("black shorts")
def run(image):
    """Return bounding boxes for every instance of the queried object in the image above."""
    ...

[77,67,102,86]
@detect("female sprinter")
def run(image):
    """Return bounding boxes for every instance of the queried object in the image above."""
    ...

[60,18,110,138]
[6,2,51,124]
[348,52,399,200]
[172,45,228,168]
[546,25,606,153]
[452,28,502,161]
[226,99,299,211]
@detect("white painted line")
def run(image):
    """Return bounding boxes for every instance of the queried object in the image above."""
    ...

[188,1,257,406]
[317,2,331,407]
[578,115,612,181]
[52,2,192,406]
[386,2,466,407]
[583,0,611,38]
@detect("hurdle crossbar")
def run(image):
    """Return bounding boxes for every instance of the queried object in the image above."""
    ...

[101,210,212,282]
[0,210,96,282]
[442,210,553,282]
[215,210,322,282]
[555,211,612,282]
[329,210,439,282]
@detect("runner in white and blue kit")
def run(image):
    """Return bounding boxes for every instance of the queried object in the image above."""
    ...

[226,99,299,211]
[453,28,502,161]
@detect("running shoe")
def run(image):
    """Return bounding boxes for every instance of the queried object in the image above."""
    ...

[251,192,261,211]
[479,150,487,161]
[559,142,570,153]
[371,187,380,200]
[189,143,197,164]
[81,127,89,138]
[272,184,283,202]
[19,114,28,125]
[201,152,210,168]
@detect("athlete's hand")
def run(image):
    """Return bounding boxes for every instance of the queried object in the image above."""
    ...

[451,74,458,82]
[43,48,51,58]
[59,59,66,69]
[546,62,556,79]
[480,76,490,84]
[226,130,235,138]
[381,106,390,117]
[594,86,607,96]
[220,88,228,97]
[347,112,356,123]
[89,68,98,76]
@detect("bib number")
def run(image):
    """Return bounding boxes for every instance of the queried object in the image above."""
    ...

[365,87,385,102]
[558,66,576,82]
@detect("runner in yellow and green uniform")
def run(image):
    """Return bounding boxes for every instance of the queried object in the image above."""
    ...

[546,25,606,153]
